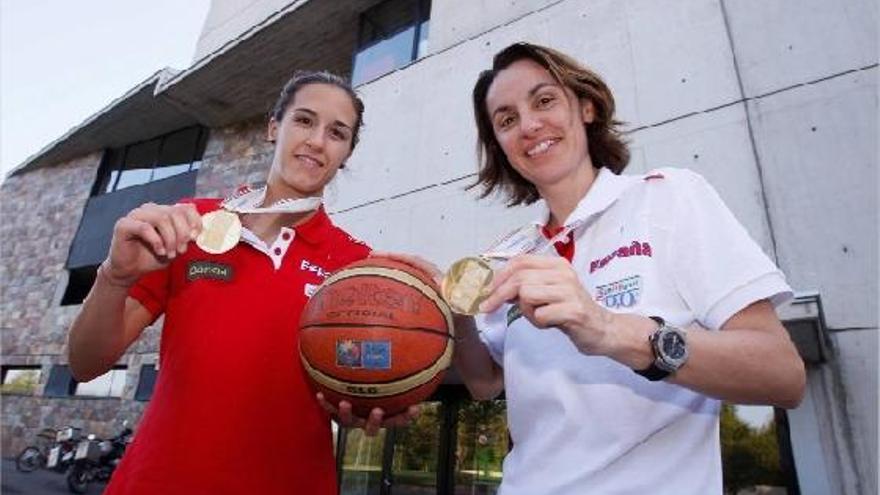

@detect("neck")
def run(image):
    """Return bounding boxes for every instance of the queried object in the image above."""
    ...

[539,158,598,229]
[243,183,320,243]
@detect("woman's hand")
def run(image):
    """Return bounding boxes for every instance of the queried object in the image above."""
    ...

[370,251,442,284]
[316,393,420,436]
[104,202,202,287]
[478,254,618,356]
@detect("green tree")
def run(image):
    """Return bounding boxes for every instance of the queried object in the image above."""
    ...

[720,404,785,494]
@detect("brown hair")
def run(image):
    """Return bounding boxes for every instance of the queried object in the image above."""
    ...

[270,70,365,151]
[470,42,630,206]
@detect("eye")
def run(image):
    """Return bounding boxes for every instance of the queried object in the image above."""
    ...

[536,94,556,108]
[496,115,516,130]
[329,128,349,141]
[293,114,313,126]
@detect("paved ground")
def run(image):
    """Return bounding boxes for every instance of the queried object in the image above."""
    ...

[1,458,107,495]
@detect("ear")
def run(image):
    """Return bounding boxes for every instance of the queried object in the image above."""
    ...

[580,99,596,124]
[267,118,278,143]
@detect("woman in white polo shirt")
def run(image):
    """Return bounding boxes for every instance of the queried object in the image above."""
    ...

[447,42,807,494]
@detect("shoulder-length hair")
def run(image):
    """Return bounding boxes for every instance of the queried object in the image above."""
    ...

[470,42,629,206]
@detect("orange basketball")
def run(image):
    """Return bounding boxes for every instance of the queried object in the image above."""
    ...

[299,256,455,417]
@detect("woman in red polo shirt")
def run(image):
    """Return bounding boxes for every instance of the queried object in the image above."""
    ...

[67,71,413,495]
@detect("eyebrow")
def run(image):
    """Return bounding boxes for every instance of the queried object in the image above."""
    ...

[490,82,559,119]
[292,107,353,130]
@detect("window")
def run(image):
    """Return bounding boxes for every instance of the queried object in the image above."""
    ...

[60,265,98,306]
[351,0,431,85]
[134,364,158,401]
[93,126,208,195]
[44,365,77,398]
[74,367,127,398]
[1,366,42,395]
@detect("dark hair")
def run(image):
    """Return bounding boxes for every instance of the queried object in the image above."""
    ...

[270,70,365,151]
[470,42,630,206]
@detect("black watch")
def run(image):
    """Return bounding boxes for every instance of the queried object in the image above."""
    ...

[634,316,688,381]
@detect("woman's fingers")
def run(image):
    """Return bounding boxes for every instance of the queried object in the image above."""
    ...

[480,260,571,313]
[371,251,443,280]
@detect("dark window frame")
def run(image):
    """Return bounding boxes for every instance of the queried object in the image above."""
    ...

[43,365,77,398]
[351,0,431,86]
[92,126,208,196]
[134,363,159,402]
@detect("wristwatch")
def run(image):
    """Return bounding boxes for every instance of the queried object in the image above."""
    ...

[635,316,688,381]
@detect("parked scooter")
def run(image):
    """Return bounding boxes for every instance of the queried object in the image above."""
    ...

[66,423,133,494]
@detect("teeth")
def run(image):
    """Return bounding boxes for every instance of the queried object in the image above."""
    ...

[299,156,321,167]
[527,139,555,157]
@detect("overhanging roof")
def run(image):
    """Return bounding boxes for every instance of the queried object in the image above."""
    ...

[10,0,383,177]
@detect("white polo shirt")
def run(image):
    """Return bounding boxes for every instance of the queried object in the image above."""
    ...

[478,167,791,495]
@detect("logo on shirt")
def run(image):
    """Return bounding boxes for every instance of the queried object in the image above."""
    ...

[304,283,319,298]
[187,261,233,282]
[336,340,391,369]
[301,259,331,279]
[589,241,653,274]
[595,275,642,309]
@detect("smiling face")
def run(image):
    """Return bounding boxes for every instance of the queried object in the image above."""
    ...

[485,59,595,194]
[266,83,358,199]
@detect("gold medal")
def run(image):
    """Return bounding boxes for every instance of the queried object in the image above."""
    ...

[441,257,494,315]
[196,210,241,254]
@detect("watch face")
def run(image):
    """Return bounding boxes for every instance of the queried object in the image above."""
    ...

[659,328,688,368]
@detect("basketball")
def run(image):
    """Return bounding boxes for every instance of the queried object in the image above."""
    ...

[299,256,455,417]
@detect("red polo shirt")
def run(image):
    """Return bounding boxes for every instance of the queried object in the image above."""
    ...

[105,199,370,495]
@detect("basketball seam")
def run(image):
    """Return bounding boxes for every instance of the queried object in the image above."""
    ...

[310,267,454,338]
[300,322,453,339]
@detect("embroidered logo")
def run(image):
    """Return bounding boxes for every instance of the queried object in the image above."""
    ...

[301,259,331,279]
[304,283,319,298]
[595,275,642,309]
[187,261,233,282]
[336,340,391,369]
[589,241,652,274]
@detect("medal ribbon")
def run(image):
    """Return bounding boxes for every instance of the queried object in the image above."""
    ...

[221,186,322,214]
[482,219,584,260]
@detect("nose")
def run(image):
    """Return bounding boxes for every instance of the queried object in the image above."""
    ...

[520,111,543,135]
[305,127,326,150]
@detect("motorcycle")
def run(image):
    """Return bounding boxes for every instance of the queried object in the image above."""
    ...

[43,426,83,473]
[14,427,58,472]
[66,425,133,494]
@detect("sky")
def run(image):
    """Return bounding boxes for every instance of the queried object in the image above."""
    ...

[1,0,212,182]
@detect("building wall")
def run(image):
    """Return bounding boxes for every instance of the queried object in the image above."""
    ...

[193,0,294,62]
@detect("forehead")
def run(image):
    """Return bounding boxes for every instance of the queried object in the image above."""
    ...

[288,83,357,125]
[486,59,559,112]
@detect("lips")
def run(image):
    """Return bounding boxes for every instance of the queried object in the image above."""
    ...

[525,138,559,157]
[295,154,324,168]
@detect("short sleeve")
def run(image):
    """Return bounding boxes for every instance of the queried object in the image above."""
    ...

[668,170,792,329]
[128,267,170,321]
[475,306,510,366]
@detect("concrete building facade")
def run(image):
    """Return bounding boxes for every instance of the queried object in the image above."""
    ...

[1,1,876,493]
